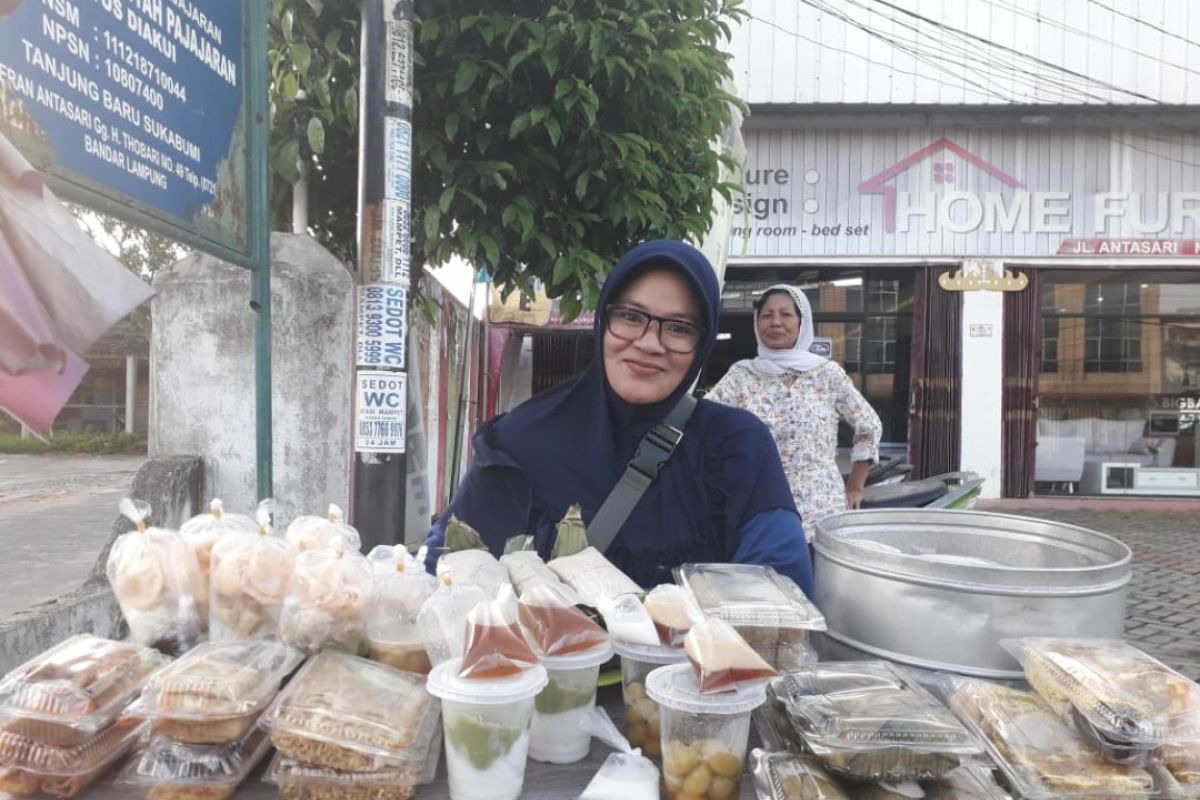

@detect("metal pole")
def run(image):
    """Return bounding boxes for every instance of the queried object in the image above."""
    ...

[247,0,273,501]
[124,355,136,434]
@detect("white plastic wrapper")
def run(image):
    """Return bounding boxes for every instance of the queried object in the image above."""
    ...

[106,498,205,656]
[501,550,583,605]
[599,594,660,647]
[279,538,373,654]
[578,707,659,800]
[417,580,491,667]
[178,499,257,625]
[364,545,438,674]
[285,503,362,553]
[549,547,643,609]
[436,548,509,596]
[209,502,295,641]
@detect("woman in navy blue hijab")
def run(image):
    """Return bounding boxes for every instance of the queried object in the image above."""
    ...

[423,240,814,594]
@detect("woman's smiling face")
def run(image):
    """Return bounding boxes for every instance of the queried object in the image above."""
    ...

[757,290,801,349]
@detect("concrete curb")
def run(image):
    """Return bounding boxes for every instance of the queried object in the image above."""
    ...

[0,456,203,673]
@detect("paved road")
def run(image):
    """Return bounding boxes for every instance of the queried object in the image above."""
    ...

[0,454,145,621]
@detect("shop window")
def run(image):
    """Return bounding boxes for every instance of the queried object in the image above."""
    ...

[864,318,897,374]
[1041,286,1059,373]
[1084,284,1142,373]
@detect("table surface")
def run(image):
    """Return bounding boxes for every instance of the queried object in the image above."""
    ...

[84,685,761,800]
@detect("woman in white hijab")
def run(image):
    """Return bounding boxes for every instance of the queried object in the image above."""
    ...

[706,284,882,537]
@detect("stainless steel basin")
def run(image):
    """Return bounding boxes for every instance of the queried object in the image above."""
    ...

[812,509,1132,679]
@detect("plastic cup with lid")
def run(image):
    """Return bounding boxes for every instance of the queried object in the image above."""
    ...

[426,658,548,800]
[613,640,688,759]
[526,641,614,764]
[646,663,767,800]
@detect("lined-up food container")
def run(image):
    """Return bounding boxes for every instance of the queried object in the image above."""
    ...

[116,726,272,800]
[749,749,1009,800]
[0,716,147,798]
[614,640,688,758]
[676,563,824,671]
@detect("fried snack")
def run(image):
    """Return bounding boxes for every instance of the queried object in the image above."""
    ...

[751,749,848,800]
[264,652,438,772]
[948,678,1155,800]
[285,504,362,554]
[208,518,294,641]
[663,737,748,800]
[266,754,422,800]
[279,543,372,654]
[0,717,146,798]
[179,499,257,621]
[119,727,271,800]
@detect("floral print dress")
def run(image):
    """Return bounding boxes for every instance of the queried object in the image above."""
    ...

[706,360,883,537]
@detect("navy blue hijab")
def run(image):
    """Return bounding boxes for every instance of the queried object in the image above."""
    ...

[428,240,798,586]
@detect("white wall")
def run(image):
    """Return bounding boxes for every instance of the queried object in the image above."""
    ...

[958,274,1005,499]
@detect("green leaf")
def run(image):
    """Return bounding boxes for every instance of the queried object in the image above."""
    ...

[273,138,301,184]
[540,48,559,76]
[551,505,588,559]
[445,516,487,551]
[306,117,325,154]
[480,235,499,267]
[459,13,480,31]
[552,256,572,286]
[574,172,589,200]
[438,187,456,213]
[553,79,574,100]
[444,113,459,140]
[279,72,298,101]
[509,112,531,138]
[558,294,583,325]
[343,88,357,122]
[423,207,442,241]
[281,9,293,42]
[544,115,561,146]
[291,42,311,74]
[453,61,480,95]
[420,18,442,44]
[303,0,323,13]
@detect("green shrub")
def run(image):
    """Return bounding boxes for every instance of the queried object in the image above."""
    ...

[0,433,147,455]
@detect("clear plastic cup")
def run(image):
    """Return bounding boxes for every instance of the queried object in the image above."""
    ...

[426,658,548,800]
[528,642,613,764]
[613,640,688,759]
[646,663,766,800]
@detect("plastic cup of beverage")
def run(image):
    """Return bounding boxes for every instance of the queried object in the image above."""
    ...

[613,640,688,759]
[527,641,613,764]
[426,657,548,800]
[646,663,766,800]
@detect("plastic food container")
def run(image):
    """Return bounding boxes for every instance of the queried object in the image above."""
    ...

[263,729,441,800]
[260,652,440,772]
[772,663,982,781]
[676,563,826,671]
[126,640,304,745]
[0,717,147,798]
[750,748,847,800]
[528,642,612,764]
[0,635,167,747]
[945,676,1158,800]
[613,640,688,758]
[426,657,548,800]
[116,726,272,800]
[1004,637,1200,766]
[646,662,766,800]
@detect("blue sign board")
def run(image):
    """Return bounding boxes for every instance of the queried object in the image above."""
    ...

[0,0,253,260]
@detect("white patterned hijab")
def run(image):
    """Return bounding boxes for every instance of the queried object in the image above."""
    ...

[752,284,828,374]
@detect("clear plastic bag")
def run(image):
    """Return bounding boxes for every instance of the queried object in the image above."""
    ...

[284,504,362,554]
[106,498,205,656]
[417,580,490,667]
[208,502,294,641]
[278,538,373,654]
[772,663,980,782]
[117,726,272,800]
[643,585,701,648]
[458,599,540,680]
[364,547,438,675]
[1003,637,1200,766]
[178,499,257,624]
[549,547,643,609]
[751,748,848,800]
[501,549,583,605]
[600,594,660,648]
[518,584,609,657]
[436,548,510,596]
[943,675,1157,800]
[578,707,659,800]
[683,617,777,694]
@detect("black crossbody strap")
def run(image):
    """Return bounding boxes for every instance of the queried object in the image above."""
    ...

[586,392,698,555]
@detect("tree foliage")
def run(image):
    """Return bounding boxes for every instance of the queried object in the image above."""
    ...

[414,0,745,317]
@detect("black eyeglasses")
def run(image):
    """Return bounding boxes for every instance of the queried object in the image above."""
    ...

[605,305,704,354]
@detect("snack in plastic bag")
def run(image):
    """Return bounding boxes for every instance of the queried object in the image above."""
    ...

[945,676,1156,800]
[772,663,981,781]
[0,635,166,747]
[549,547,643,610]
[261,652,440,772]
[751,748,848,800]
[106,498,205,656]
[677,563,826,672]
[578,707,659,800]
[435,520,509,595]
[278,537,373,654]
[518,584,609,657]
[851,763,1012,800]
[117,726,272,800]
[1004,637,1200,767]
[208,502,294,641]
[417,579,490,667]
[684,617,777,694]
[284,504,362,554]
[126,640,304,745]
[263,746,440,800]
[644,585,701,648]
[365,547,438,674]
[501,549,583,605]
[458,599,540,680]
[0,716,146,798]
[600,594,661,648]
[178,499,257,624]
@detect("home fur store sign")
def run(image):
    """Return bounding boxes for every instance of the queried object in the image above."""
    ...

[732,129,1200,258]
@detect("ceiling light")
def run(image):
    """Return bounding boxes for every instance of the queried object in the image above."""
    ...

[716,332,732,341]
[831,277,863,287]
[1020,114,1051,125]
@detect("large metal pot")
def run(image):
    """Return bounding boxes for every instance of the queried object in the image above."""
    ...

[812,509,1132,679]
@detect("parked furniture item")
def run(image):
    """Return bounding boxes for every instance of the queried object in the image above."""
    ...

[1033,435,1086,487]
[1081,461,1200,496]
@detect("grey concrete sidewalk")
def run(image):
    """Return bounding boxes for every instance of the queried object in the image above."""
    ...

[0,454,145,621]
